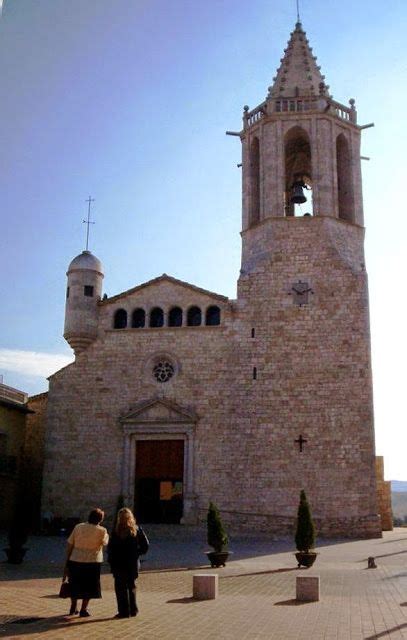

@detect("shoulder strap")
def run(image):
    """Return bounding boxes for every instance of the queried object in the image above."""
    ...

[136,527,149,555]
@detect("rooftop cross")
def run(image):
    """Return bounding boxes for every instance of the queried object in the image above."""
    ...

[83,196,95,251]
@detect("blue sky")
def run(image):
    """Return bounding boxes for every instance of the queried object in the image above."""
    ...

[0,0,406,479]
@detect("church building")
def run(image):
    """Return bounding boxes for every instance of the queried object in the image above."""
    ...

[41,21,383,537]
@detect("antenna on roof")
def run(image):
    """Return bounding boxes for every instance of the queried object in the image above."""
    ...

[296,0,301,23]
[83,196,95,252]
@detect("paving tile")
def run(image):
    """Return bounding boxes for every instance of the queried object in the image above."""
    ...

[0,528,406,639]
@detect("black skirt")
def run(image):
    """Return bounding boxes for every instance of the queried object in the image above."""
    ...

[68,560,102,599]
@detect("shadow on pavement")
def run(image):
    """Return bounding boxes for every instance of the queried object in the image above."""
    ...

[375,549,407,558]
[379,537,407,544]
[364,623,407,639]
[2,528,403,582]
[143,565,207,574]
[274,599,306,606]
[0,614,118,638]
[220,567,297,579]
[167,597,198,604]
[0,561,63,582]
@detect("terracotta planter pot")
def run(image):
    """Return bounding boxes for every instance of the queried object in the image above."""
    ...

[4,547,28,564]
[295,551,317,568]
[206,550,231,567]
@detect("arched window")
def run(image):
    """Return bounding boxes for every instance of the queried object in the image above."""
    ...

[132,308,145,328]
[149,307,164,328]
[206,305,220,326]
[113,308,127,329]
[284,126,313,217]
[249,137,260,226]
[168,306,183,327]
[336,134,354,222]
[187,306,201,326]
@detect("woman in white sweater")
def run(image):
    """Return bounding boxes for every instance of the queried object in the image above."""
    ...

[63,508,109,617]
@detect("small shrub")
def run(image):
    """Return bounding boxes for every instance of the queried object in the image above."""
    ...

[207,502,228,552]
[295,490,316,553]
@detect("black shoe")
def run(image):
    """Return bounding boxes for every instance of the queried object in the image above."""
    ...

[68,608,78,616]
[114,613,129,619]
[79,610,90,617]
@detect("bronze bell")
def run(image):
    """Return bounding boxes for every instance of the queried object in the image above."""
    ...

[291,180,307,204]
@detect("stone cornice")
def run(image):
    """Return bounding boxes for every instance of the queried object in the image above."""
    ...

[101,274,229,306]
[119,397,199,425]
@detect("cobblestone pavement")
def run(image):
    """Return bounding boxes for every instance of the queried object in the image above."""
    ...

[0,527,406,639]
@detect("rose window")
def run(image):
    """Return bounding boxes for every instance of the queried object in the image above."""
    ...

[153,360,175,383]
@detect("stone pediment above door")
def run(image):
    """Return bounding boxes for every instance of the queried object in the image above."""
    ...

[120,398,198,425]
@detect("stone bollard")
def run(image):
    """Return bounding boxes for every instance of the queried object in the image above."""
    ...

[367,556,377,569]
[296,575,320,602]
[193,574,218,600]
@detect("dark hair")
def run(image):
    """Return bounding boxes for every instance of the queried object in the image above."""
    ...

[88,508,104,525]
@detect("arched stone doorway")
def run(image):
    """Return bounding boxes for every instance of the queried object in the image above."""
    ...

[119,398,198,524]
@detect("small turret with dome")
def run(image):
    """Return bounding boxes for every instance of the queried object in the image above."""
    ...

[64,249,104,355]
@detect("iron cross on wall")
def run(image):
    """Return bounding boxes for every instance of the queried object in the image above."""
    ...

[295,434,307,452]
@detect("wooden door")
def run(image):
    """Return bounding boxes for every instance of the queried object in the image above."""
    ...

[135,440,184,523]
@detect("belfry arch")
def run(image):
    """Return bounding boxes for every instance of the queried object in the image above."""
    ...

[249,136,260,226]
[284,126,313,217]
[336,133,354,222]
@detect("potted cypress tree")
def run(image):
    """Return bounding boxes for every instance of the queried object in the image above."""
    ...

[294,489,317,568]
[206,502,230,567]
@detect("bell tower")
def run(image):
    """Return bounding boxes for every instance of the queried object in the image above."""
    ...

[240,21,363,274]
[234,22,381,538]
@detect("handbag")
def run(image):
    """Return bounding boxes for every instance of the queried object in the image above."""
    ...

[59,580,71,598]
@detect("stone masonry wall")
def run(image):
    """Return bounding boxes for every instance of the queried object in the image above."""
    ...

[376,456,393,531]
[42,281,235,525]
[42,215,382,537]
[235,215,381,538]
[25,392,48,527]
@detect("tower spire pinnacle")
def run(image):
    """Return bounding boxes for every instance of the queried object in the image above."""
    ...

[268,21,329,100]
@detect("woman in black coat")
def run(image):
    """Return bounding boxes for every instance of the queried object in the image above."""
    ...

[108,508,149,619]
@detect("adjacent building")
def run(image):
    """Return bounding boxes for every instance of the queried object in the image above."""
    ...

[0,382,32,527]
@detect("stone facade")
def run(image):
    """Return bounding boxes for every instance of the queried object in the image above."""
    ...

[376,456,393,531]
[41,21,383,537]
[25,392,48,527]
[0,383,32,527]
